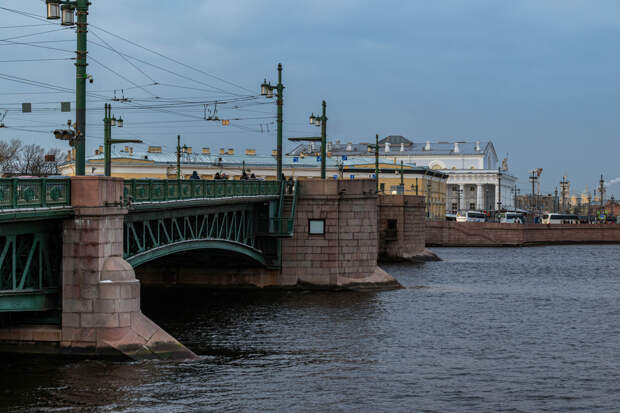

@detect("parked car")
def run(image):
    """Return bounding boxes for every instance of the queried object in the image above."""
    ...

[456,211,487,223]
[445,214,457,221]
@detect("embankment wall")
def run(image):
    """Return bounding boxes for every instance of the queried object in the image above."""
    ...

[426,221,620,247]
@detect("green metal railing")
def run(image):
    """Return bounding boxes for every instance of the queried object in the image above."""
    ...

[123,179,281,204]
[0,178,71,210]
[261,181,299,236]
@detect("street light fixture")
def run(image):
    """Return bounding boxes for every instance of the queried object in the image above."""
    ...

[260,64,284,179]
[306,100,328,178]
[46,0,61,19]
[61,4,75,26]
[260,79,274,98]
[103,103,141,176]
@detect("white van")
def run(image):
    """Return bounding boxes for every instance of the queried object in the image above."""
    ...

[456,211,487,223]
[541,213,579,224]
[499,212,524,224]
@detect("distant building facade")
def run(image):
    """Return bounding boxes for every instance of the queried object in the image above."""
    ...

[59,145,449,219]
[288,135,517,212]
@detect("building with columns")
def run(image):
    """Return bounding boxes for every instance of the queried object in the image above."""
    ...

[288,135,518,213]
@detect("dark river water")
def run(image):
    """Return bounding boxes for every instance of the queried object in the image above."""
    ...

[2,245,620,412]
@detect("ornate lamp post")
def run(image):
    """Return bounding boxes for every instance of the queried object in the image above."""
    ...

[260,64,284,180]
[308,100,328,179]
[103,104,141,176]
[46,0,90,176]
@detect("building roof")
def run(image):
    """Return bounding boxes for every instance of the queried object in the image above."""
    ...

[378,135,413,146]
[71,150,441,175]
[287,139,493,157]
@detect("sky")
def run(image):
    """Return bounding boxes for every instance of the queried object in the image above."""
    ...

[0,0,619,197]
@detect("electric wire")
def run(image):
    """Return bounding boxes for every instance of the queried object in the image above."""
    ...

[89,24,255,94]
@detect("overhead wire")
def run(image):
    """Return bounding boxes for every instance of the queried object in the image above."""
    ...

[89,24,255,94]
[89,29,157,84]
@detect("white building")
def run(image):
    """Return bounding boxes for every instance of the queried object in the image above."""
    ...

[288,135,518,212]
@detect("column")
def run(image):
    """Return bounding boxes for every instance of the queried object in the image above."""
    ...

[476,184,483,210]
[458,184,464,211]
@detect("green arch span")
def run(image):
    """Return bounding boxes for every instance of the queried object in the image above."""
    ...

[126,239,266,268]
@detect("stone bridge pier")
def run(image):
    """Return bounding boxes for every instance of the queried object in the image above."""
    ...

[61,177,195,359]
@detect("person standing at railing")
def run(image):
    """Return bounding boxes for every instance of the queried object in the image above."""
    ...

[287,176,294,194]
[190,171,200,180]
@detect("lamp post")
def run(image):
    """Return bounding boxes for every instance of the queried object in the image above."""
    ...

[260,64,284,180]
[497,166,503,212]
[308,100,328,179]
[512,185,520,211]
[46,0,90,176]
[599,174,606,218]
[367,134,380,193]
[529,170,538,222]
[103,104,140,176]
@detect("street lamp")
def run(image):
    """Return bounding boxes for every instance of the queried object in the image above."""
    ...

[45,0,90,176]
[306,100,328,179]
[260,64,284,179]
[46,0,61,19]
[61,4,75,25]
[103,103,141,176]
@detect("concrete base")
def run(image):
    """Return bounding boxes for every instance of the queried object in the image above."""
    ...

[336,266,403,291]
[379,248,442,263]
[0,315,195,360]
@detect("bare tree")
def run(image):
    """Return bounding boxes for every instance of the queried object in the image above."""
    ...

[0,139,22,174]
[0,139,62,176]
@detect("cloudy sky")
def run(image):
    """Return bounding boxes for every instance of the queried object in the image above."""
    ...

[0,0,619,196]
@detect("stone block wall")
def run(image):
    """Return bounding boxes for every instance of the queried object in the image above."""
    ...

[281,179,398,289]
[426,221,620,247]
[61,176,194,359]
[377,195,427,262]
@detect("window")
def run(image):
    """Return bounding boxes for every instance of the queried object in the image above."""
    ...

[380,183,385,192]
[387,219,397,230]
[469,203,476,210]
[308,219,325,235]
[451,203,457,212]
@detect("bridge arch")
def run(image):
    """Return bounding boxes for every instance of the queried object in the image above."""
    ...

[126,239,267,268]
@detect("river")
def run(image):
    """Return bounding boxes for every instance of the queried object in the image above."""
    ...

[2,245,620,412]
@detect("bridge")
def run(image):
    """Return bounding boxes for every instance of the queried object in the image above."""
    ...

[0,176,425,359]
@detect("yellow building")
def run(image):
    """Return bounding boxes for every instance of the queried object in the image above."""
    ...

[343,162,448,219]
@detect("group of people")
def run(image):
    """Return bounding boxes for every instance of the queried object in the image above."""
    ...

[189,170,258,180]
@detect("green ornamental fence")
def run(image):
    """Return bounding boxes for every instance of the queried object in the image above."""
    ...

[123,179,281,204]
[0,178,71,210]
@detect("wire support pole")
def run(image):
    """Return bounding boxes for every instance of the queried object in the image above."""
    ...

[276,63,284,180]
[104,103,111,176]
[74,0,89,176]
[320,100,327,179]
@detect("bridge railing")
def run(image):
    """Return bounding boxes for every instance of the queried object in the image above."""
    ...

[0,178,71,210]
[123,179,281,204]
